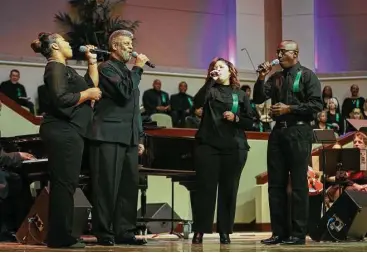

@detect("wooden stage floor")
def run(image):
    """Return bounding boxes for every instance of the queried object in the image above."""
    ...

[2,232,367,252]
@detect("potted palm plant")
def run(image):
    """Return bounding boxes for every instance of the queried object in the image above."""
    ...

[55,0,140,61]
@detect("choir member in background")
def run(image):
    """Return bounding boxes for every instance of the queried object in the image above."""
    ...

[0,70,35,115]
[31,32,101,248]
[170,81,194,127]
[321,86,339,112]
[87,30,148,246]
[241,85,261,130]
[191,57,253,244]
[345,108,364,133]
[342,84,365,121]
[326,98,343,135]
[142,79,170,116]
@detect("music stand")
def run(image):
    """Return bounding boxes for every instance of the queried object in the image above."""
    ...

[313,129,336,215]
[320,148,361,176]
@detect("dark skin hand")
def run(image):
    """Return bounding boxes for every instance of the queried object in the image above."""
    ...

[270,102,291,117]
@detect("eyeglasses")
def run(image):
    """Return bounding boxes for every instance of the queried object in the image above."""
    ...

[276,49,298,55]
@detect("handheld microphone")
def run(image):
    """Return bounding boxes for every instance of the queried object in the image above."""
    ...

[79,46,111,55]
[132,52,156,68]
[256,59,279,73]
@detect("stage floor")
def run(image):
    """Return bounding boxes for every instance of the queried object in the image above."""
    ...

[2,232,367,252]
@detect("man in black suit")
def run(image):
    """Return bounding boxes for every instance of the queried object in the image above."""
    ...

[0,144,34,241]
[142,79,170,116]
[87,30,149,246]
[170,81,194,127]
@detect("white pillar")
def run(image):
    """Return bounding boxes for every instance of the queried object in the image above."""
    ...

[236,0,265,71]
[282,0,315,70]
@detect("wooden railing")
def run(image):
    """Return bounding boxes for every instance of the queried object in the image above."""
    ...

[144,127,270,140]
[255,131,356,185]
[0,92,42,125]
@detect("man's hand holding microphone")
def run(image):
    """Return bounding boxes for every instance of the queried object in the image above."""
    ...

[257,59,290,116]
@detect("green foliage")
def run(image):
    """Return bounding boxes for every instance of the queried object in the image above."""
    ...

[55,0,140,60]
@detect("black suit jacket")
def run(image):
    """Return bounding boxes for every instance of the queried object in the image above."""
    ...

[87,59,144,146]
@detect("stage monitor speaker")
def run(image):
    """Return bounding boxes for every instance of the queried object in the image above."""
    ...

[137,202,181,234]
[309,189,367,242]
[16,187,91,245]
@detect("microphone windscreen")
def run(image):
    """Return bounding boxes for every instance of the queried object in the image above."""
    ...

[79,46,88,53]
[271,59,280,65]
[131,51,138,58]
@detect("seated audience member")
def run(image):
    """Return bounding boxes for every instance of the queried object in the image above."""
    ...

[345,108,364,133]
[342,84,365,121]
[185,107,202,129]
[142,79,170,116]
[0,144,34,241]
[241,85,260,129]
[170,81,193,127]
[0,69,35,115]
[37,84,50,115]
[325,131,367,206]
[326,98,343,135]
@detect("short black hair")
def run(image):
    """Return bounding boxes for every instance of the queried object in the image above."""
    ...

[10,69,20,75]
[241,85,251,92]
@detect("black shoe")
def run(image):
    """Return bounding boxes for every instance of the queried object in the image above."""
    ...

[192,232,203,244]
[260,235,286,245]
[281,236,306,245]
[115,236,147,245]
[0,231,17,242]
[219,233,230,244]
[97,237,115,246]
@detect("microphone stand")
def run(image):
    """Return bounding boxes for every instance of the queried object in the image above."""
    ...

[241,47,270,130]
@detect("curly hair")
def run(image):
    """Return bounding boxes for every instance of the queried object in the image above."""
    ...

[205,57,240,89]
[30,32,59,58]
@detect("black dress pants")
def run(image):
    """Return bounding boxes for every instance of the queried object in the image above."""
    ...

[267,124,312,239]
[40,122,84,247]
[192,144,247,233]
[89,141,139,240]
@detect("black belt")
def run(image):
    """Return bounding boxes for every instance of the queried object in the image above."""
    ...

[275,121,308,128]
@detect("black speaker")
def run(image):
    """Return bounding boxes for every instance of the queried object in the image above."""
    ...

[309,189,367,242]
[16,187,91,245]
[137,202,181,234]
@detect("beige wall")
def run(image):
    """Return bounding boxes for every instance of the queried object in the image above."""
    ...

[0,0,238,70]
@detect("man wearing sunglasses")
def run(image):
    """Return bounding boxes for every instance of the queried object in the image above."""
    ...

[253,40,323,245]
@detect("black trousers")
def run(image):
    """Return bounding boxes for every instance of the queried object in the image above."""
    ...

[192,144,247,233]
[171,110,189,128]
[18,99,35,115]
[89,141,139,240]
[40,122,84,247]
[267,124,312,238]
[0,171,33,233]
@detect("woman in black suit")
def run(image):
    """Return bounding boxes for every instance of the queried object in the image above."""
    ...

[191,58,253,244]
[31,32,101,248]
